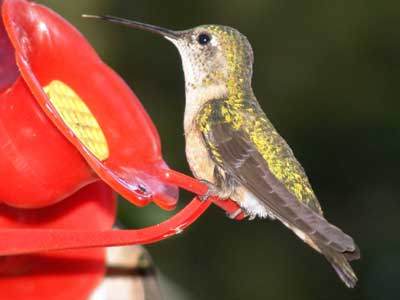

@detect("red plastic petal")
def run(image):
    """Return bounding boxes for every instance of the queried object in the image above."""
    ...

[2,0,178,209]
[0,2,18,93]
[0,76,97,208]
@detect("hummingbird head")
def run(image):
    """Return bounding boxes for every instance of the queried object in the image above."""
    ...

[166,24,254,98]
[83,15,255,101]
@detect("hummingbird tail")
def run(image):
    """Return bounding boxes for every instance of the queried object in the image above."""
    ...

[319,245,359,288]
[282,219,359,287]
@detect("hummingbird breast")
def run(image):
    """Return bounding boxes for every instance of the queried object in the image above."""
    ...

[184,123,216,183]
[184,99,270,218]
[185,121,271,218]
[183,83,230,183]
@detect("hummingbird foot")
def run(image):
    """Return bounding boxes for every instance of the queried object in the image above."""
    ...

[247,214,256,221]
[198,180,219,201]
[198,180,230,201]
[227,208,245,219]
[226,208,258,220]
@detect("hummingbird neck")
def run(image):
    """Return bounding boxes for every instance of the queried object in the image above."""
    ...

[183,82,228,132]
[183,77,254,132]
[225,73,254,105]
[178,35,255,131]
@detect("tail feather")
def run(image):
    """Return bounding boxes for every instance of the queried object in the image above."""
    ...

[277,213,360,288]
[283,220,359,287]
[344,245,361,262]
[319,244,358,288]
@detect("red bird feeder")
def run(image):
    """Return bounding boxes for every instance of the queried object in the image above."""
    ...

[0,0,243,299]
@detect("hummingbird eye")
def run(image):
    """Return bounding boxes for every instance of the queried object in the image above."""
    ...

[197,33,211,45]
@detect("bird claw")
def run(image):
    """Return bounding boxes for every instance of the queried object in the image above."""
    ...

[198,192,211,201]
[247,214,256,221]
[227,208,243,219]
[198,180,219,201]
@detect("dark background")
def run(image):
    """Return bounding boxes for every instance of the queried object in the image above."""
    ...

[42,1,399,299]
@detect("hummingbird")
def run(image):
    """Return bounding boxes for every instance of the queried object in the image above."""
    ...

[83,14,360,288]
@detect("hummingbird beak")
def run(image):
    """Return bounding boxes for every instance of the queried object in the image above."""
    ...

[82,15,180,40]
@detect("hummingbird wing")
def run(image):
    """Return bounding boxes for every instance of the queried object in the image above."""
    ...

[204,119,355,253]
[197,100,359,286]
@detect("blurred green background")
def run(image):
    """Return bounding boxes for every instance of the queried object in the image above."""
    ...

[41,0,399,299]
